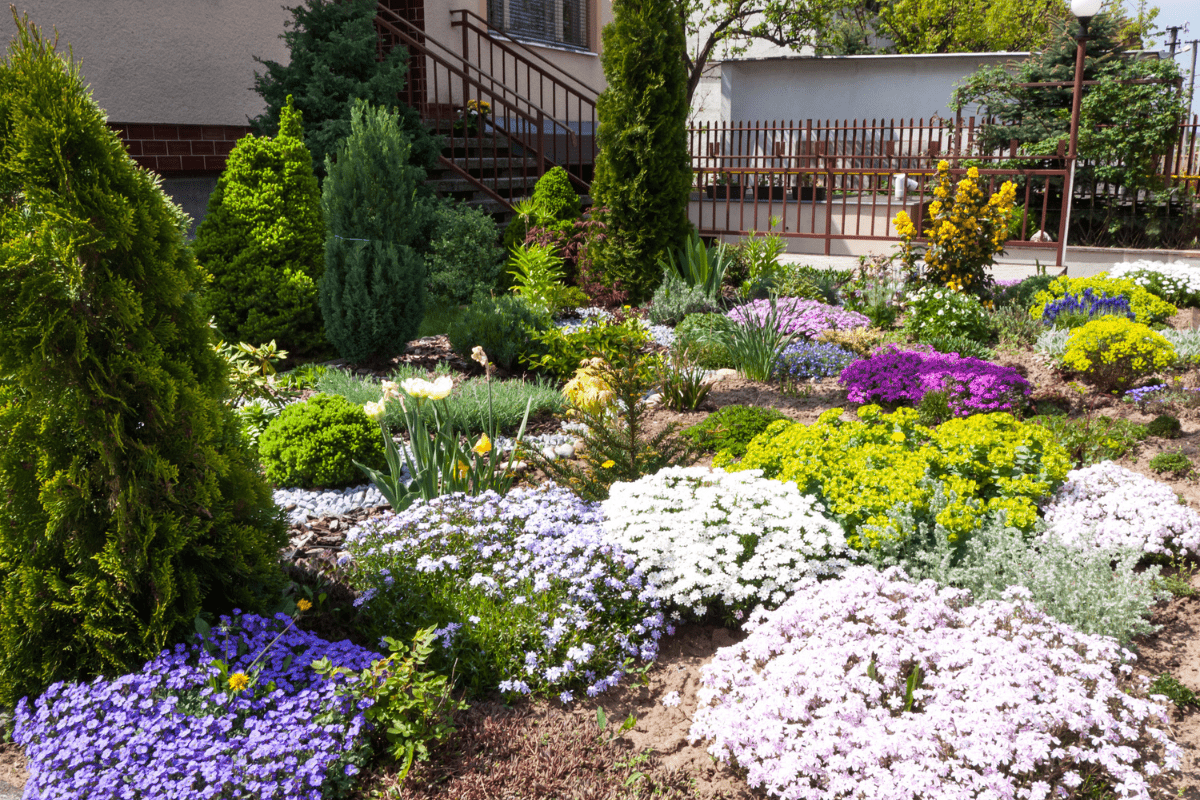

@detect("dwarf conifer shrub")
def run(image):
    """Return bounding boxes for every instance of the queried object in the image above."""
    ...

[194,96,325,355]
[258,394,384,488]
[0,16,287,706]
[321,101,435,362]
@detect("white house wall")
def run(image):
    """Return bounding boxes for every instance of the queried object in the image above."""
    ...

[721,52,1026,124]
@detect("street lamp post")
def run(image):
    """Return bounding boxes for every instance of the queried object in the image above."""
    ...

[1062,0,1102,266]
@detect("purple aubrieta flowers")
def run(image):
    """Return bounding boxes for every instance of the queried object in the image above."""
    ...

[342,484,667,700]
[839,346,1030,414]
[15,612,382,800]
[690,566,1179,800]
[726,298,871,338]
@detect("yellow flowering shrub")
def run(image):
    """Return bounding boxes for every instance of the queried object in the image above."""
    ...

[893,161,1017,296]
[563,357,614,418]
[1061,317,1176,392]
[1029,274,1176,326]
[730,405,1070,549]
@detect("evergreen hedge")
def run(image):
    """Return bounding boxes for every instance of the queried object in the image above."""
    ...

[194,96,326,355]
[0,14,287,706]
[320,101,434,362]
[590,0,693,303]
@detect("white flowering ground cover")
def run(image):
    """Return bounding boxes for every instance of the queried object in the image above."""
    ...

[601,467,853,615]
[1042,461,1200,555]
[690,566,1180,800]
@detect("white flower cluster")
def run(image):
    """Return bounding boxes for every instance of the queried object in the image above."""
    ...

[1043,461,1200,555]
[601,467,853,615]
[1110,260,1200,301]
[690,565,1179,800]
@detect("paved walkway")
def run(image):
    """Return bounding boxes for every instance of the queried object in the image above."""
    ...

[776,253,1057,283]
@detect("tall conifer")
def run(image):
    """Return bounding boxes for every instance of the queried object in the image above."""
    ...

[0,13,286,705]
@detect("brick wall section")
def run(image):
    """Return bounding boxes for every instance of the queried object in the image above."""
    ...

[109,123,252,174]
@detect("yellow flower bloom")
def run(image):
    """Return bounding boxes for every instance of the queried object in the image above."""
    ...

[966,166,980,180]
[601,460,616,469]
[228,672,250,693]
[473,433,492,456]
[363,400,385,422]
[456,460,470,479]
[297,598,312,612]
[402,375,454,401]
[471,346,488,367]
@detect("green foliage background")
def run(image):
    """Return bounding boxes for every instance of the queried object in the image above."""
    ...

[591,0,693,303]
[194,97,326,355]
[0,15,286,706]
[250,0,440,177]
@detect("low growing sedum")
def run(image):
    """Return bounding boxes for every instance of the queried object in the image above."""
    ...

[728,406,1070,548]
[690,566,1179,800]
[602,467,854,616]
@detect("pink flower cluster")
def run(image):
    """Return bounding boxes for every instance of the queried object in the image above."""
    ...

[839,346,1030,415]
[690,566,1178,800]
[726,298,871,338]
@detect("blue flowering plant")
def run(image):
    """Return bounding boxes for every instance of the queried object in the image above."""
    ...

[1040,289,1135,329]
[340,484,668,702]
[772,341,857,390]
[14,611,382,800]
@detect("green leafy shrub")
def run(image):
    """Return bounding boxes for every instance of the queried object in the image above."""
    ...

[0,17,286,706]
[675,312,734,369]
[502,167,581,251]
[321,101,435,362]
[1026,414,1147,467]
[648,268,720,325]
[312,628,466,779]
[815,326,908,357]
[1148,413,1183,438]
[902,286,995,343]
[258,394,385,488]
[682,405,787,460]
[524,317,650,381]
[1150,450,1192,477]
[448,295,551,372]
[425,200,504,307]
[1030,274,1177,325]
[591,0,692,302]
[998,273,1057,309]
[1148,673,1200,710]
[508,243,587,316]
[919,333,993,361]
[1061,317,1175,392]
[728,405,1071,549]
[993,305,1045,347]
[772,264,848,304]
[194,96,325,355]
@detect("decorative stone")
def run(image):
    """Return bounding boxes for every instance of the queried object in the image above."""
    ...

[541,446,559,461]
[554,443,575,459]
[713,368,739,382]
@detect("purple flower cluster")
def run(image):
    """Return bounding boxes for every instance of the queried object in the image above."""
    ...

[839,346,1030,415]
[342,484,667,700]
[14,612,382,800]
[726,298,870,338]
[773,341,858,382]
[1041,289,1134,326]
[690,566,1179,800]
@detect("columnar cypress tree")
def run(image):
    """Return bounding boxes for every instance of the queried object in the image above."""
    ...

[320,100,434,362]
[591,0,692,303]
[194,96,326,355]
[251,0,439,177]
[0,13,287,706]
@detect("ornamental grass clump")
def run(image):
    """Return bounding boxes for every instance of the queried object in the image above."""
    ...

[1043,461,1200,556]
[1029,274,1176,326]
[601,467,854,616]
[15,611,381,800]
[1061,317,1175,392]
[341,484,667,700]
[893,161,1017,295]
[730,406,1070,548]
[689,565,1179,800]
[725,297,870,338]
[839,346,1031,416]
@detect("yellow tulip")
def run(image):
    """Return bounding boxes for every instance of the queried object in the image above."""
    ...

[473,433,492,455]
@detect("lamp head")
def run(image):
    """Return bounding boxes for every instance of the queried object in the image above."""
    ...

[1071,0,1102,34]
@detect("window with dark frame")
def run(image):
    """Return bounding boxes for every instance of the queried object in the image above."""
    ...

[488,0,588,51]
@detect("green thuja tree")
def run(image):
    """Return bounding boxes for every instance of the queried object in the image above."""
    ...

[321,100,434,362]
[194,96,326,355]
[0,14,287,706]
[591,0,692,303]
[250,0,439,177]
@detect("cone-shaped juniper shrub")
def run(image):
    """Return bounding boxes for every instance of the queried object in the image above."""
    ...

[0,13,287,707]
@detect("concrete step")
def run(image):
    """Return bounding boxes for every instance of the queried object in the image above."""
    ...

[428,175,540,196]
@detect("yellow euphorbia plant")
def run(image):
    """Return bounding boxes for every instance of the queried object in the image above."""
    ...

[893,161,1018,296]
